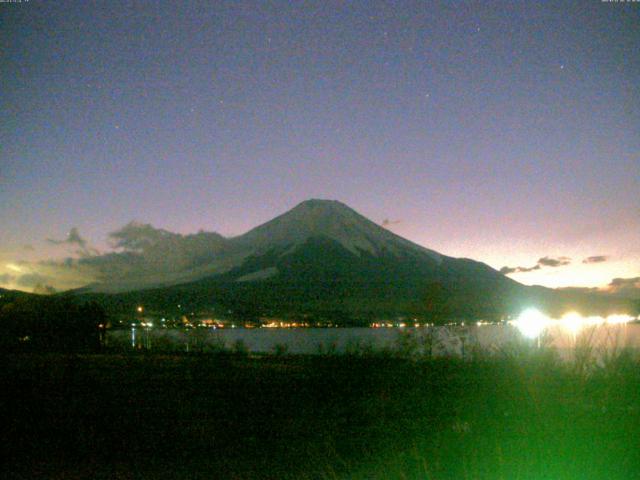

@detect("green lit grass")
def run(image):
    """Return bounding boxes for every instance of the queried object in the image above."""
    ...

[2,346,639,479]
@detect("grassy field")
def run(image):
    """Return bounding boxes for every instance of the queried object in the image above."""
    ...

[2,347,640,479]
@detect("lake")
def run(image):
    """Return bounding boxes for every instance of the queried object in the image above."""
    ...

[107,319,640,358]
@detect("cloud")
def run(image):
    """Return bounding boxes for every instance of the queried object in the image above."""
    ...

[72,222,229,289]
[1,222,232,293]
[500,256,571,275]
[1,270,58,295]
[381,218,401,228]
[537,256,571,267]
[46,227,99,258]
[0,256,99,293]
[101,222,227,270]
[499,265,541,275]
[47,227,87,248]
[109,222,174,251]
[609,277,640,287]
[23,244,34,251]
[583,255,609,264]
[605,276,640,299]
[0,273,16,284]
[15,273,50,288]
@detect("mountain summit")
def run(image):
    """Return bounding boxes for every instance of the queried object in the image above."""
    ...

[236,199,442,261]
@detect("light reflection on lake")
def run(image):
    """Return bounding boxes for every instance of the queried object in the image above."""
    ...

[107,322,640,357]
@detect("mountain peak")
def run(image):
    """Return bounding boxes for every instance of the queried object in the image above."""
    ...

[291,198,350,213]
[296,198,343,206]
[237,199,442,262]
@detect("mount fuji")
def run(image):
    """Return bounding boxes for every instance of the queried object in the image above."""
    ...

[77,200,632,322]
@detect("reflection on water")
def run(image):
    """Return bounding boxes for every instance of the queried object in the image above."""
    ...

[110,319,640,358]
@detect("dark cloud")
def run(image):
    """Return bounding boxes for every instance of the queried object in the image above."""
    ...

[381,218,401,227]
[41,257,77,268]
[47,227,99,257]
[6,222,229,293]
[77,223,229,286]
[583,255,609,264]
[606,277,640,299]
[499,264,541,274]
[537,256,571,267]
[501,256,571,275]
[23,244,35,251]
[47,227,87,248]
[609,277,640,287]
[109,222,174,252]
[14,259,97,292]
[15,273,50,288]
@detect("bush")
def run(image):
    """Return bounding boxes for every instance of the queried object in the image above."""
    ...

[232,339,249,356]
[0,296,105,352]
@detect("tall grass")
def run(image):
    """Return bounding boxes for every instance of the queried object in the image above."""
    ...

[3,331,640,479]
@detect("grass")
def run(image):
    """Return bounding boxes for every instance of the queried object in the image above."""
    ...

[2,341,640,479]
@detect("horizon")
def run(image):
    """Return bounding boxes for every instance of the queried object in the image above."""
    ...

[0,197,637,295]
[1,1,638,294]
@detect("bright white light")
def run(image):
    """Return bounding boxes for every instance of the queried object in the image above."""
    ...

[513,308,550,339]
[606,314,634,325]
[560,312,583,335]
[585,316,605,326]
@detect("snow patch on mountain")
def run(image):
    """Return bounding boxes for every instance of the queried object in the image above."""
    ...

[236,199,443,263]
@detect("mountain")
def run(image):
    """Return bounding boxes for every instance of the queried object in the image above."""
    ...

[234,199,442,259]
[77,199,636,323]
[0,287,34,305]
[84,199,447,293]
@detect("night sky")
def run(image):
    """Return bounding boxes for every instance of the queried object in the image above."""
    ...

[1,0,638,292]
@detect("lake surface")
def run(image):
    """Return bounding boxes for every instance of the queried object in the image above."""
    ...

[107,322,640,358]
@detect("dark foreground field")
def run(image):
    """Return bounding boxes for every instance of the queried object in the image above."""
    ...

[2,349,640,479]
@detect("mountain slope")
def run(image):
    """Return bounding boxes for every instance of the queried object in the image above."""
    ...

[78,199,636,321]
[80,199,531,321]
[86,199,446,293]
[235,199,443,260]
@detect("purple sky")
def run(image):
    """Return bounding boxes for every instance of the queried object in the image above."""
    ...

[1,0,638,292]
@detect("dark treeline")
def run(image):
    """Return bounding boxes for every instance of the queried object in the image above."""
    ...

[0,295,106,352]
